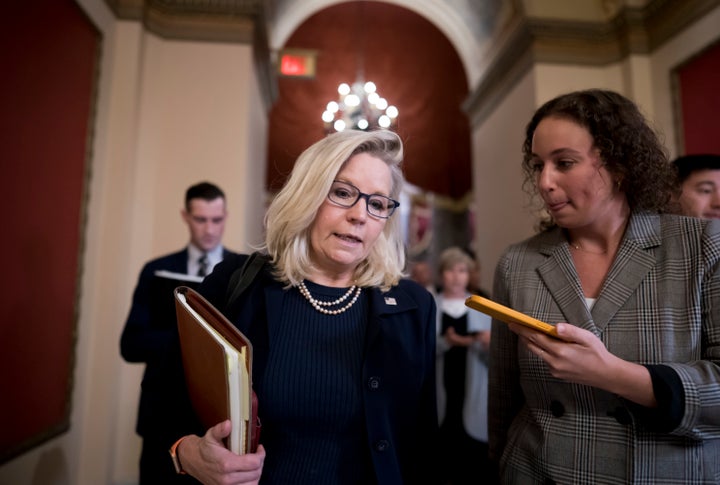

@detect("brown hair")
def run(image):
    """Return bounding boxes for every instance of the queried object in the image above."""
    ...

[521,89,677,230]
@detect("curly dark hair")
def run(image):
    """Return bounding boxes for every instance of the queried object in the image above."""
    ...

[521,89,677,229]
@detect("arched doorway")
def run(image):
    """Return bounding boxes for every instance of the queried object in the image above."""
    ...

[268,1,474,264]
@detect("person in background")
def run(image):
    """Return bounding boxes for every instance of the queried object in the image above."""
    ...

[409,258,436,294]
[435,247,491,485]
[672,153,720,219]
[170,130,440,484]
[463,249,490,298]
[489,89,720,483]
[120,181,237,484]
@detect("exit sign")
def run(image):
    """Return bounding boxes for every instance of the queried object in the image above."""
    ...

[278,49,317,78]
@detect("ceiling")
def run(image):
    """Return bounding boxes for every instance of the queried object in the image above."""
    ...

[103,0,719,199]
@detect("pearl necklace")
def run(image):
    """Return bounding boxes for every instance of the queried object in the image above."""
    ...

[297,280,362,315]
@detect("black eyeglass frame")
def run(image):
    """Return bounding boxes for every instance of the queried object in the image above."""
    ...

[327,180,400,219]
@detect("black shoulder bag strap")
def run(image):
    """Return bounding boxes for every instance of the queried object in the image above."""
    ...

[225,251,270,312]
[224,252,268,448]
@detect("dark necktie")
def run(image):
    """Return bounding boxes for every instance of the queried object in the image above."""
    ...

[197,253,208,277]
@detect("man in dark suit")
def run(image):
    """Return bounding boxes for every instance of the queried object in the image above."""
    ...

[121,181,237,484]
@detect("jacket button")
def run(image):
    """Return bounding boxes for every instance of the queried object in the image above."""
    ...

[367,377,380,390]
[374,440,389,452]
[608,407,632,425]
[550,400,565,417]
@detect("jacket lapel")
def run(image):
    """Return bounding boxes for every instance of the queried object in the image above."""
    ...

[171,249,190,273]
[536,234,594,331]
[591,213,659,330]
[536,213,660,333]
[364,285,418,350]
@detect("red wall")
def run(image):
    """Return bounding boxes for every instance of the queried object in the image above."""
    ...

[0,0,99,463]
[677,40,720,154]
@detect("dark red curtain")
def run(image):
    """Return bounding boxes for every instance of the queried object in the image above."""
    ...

[0,0,99,463]
[677,40,720,154]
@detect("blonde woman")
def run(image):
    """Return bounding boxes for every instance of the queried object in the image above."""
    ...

[435,247,491,484]
[170,130,439,485]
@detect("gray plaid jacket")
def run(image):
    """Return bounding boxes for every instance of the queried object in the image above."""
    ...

[489,212,720,484]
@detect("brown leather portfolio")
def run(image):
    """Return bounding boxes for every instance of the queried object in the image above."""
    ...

[174,286,260,454]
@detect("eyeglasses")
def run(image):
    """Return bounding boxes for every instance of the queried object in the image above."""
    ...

[328,180,400,219]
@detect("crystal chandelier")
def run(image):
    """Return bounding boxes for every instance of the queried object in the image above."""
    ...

[321,80,398,133]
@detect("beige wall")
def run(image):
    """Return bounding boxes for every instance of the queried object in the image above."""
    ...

[471,72,537,291]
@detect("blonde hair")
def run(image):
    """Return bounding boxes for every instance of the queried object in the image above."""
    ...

[437,247,475,275]
[262,130,405,291]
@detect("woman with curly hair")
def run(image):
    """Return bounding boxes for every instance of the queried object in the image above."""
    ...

[489,89,720,483]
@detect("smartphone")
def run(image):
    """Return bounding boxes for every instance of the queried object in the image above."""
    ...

[465,295,559,338]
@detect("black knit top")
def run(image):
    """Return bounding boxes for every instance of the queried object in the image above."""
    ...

[258,280,374,484]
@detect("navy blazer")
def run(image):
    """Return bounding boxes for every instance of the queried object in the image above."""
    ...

[200,254,441,485]
[121,248,236,440]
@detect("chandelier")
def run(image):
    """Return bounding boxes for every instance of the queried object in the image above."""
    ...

[322,80,398,133]
[320,1,398,133]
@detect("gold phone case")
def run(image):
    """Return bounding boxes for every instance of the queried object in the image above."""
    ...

[465,295,559,338]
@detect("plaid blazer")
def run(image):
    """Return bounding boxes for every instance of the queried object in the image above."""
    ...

[489,212,720,484]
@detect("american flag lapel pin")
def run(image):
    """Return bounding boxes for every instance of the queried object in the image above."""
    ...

[384,297,397,305]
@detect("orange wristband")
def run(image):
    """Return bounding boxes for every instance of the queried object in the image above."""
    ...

[169,436,188,475]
